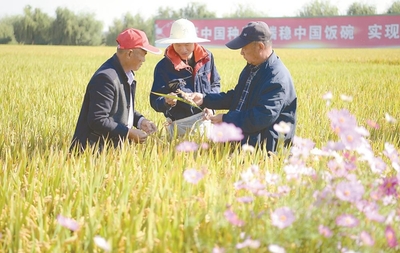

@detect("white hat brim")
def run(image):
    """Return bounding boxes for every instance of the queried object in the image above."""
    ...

[155,37,210,44]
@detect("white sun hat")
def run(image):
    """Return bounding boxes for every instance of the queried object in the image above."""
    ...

[155,18,210,44]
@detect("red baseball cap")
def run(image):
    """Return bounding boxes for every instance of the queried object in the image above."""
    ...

[116,28,161,54]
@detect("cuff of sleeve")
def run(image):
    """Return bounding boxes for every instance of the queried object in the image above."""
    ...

[138,117,145,130]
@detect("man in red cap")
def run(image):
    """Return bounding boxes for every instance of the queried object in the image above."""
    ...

[70,28,161,153]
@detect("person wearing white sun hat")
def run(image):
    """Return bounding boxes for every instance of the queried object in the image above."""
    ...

[150,18,221,139]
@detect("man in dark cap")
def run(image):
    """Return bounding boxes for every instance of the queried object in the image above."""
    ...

[70,28,161,153]
[189,21,297,154]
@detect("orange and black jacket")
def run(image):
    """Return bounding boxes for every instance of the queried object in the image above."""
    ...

[150,44,221,121]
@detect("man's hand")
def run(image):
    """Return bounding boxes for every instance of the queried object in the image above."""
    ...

[186,92,204,106]
[203,108,214,120]
[140,119,157,134]
[128,129,148,143]
[209,114,223,124]
[165,92,177,107]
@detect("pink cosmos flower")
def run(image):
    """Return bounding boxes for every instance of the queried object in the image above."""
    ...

[277,185,291,195]
[318,225,333,238]
[360,231,375,246]
[323,141,345,152]
[208,122,243,142]
[340,153,357,172]
[176,141,198,152]
[335,180,364,203]
[200,142,209,149]
[368,156,387,174]
[265,172,280,185]
[271,207,295,229]
[291,136,315,158]
[366,119,380,129]
[367,210,386,223]
[339,128,363,150]
[356,200,385,223]
[313,186,334,206]
[183,168,204,184]
[212,247,225,253]
[236,196,254,203]
[236,237,261,249]
[383,142,400,172]
[240,166,258,182]
[385,225,398,248]
[379,176,398,197]
[385,210,397,225]
[327,159,346,177]
[224,208,245,227]
[327,109,357,135]
[355,126,370,137]
[336,214,359,227]
[57,214,79,231]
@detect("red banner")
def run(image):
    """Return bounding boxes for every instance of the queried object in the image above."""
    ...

[155,16,400,48]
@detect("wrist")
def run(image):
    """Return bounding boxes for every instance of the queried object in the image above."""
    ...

[165,100,176,108]
[138,117,145,130]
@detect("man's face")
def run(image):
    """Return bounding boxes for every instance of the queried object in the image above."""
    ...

[240,42,261,65]
[129,48,147,71]
[172,43,195,60]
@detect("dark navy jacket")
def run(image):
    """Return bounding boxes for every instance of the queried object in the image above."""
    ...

[150,44,221,121]
[70,54,143,152]
[203,51,297,152]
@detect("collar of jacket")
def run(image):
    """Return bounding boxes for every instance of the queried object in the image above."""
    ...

[111,53,135,84]
[164,44,209,71]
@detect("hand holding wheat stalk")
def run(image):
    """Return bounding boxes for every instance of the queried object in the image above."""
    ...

[151,89,202,111]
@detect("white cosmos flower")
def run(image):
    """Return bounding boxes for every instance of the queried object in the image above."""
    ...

[322,91,333,100]
[268,244,286,253]
[340,94,353,102]
[385,113,397,123]
[94,235,111,252]
[273,121,291,134]
[242,144,255,153]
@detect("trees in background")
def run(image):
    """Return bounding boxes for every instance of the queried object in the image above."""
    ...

[178,2,216,19]
[297,0,339,17]
[0,1,399,46]
[387,0,400,13]
[105,13,150,47]
[51,7,102,45]
[13,6,52,44]
[222,4,267,18]
[4,5,103,45]
[0,17,15,44]
[346,2,377,15]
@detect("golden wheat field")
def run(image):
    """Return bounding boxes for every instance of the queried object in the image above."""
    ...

[0,45,399,252]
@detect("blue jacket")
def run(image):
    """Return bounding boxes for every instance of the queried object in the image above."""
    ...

[203,51,297,152]
[150,44,221,121]
[70,54,143,152]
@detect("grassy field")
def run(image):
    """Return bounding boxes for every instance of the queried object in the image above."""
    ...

[0,45,399,252]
